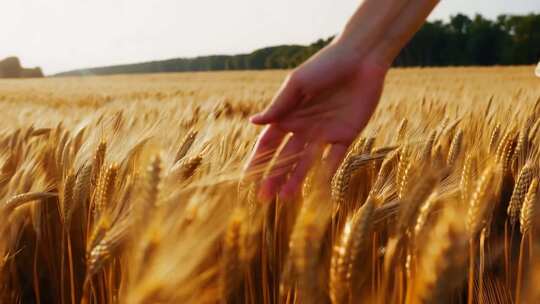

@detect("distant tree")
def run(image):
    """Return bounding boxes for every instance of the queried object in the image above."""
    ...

[467,15,509,65]
[450,13,472,34]
[506,14,540,64]
[56,13,540,77]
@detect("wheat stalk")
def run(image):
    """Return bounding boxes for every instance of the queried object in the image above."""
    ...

[219,208,246,301]
[175,130,198,163]
[397,118,408,142]
[331,153,385,207]
[447,130,463,167]
[488,124,501,154]
[412,207,468,303]
[520,178,538,234]
[86,216,132,278]
[421,130,436,161]
[72,164,93,217]
[94,164,119,216]
[61,172,76,224]
[330,196,375,304]
[90,142,107,193]
[466,164,502,238]
[460,154,475,204]
[508,163,534,225]
[3,192,58,212]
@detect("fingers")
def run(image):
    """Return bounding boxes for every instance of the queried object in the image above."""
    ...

[250,75,302,125]
[259,135,306,201]
[279,142,323,200]
[325,143,350,177]
[244,125,286,178]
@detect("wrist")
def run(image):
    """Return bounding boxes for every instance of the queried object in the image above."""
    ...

[332,30,372,60]
[363,41,396,71]
[330,38,391,77]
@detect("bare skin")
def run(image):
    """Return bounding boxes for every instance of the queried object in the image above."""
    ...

[246,0,440,201]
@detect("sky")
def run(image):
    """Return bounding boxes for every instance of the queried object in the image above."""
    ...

[1,1,538,75]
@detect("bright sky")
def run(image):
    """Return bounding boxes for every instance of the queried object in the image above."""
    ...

[1,1,538,75]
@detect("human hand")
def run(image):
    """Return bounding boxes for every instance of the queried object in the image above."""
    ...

[245,41,389,201]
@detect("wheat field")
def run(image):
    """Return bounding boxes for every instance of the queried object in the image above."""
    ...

[0,66,539,303]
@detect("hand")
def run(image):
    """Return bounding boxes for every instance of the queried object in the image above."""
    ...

[245,41,389,201]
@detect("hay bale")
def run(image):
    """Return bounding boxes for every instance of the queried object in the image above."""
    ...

[0,57,44,78]
[0,57,22,78]
[20,67,44,78]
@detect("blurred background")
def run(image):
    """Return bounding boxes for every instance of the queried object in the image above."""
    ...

[0,0,539,76]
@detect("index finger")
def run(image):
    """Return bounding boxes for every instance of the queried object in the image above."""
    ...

[244,124,287,179]
[250,74,302,125]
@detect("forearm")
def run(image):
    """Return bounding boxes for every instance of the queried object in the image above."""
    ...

[336,0,410,55]
[369,0,439,66]
[336,0,439,67]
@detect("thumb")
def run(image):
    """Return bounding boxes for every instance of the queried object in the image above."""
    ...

[250,75,302,125]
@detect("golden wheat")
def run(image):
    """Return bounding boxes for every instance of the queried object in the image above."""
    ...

[0,66,536,303]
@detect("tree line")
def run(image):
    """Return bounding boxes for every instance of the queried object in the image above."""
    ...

[57,13,540,76]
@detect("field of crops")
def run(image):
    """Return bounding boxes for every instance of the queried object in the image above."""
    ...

[0,66,539,303]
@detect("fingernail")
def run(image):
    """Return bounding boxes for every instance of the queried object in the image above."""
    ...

[251,112,268,124]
